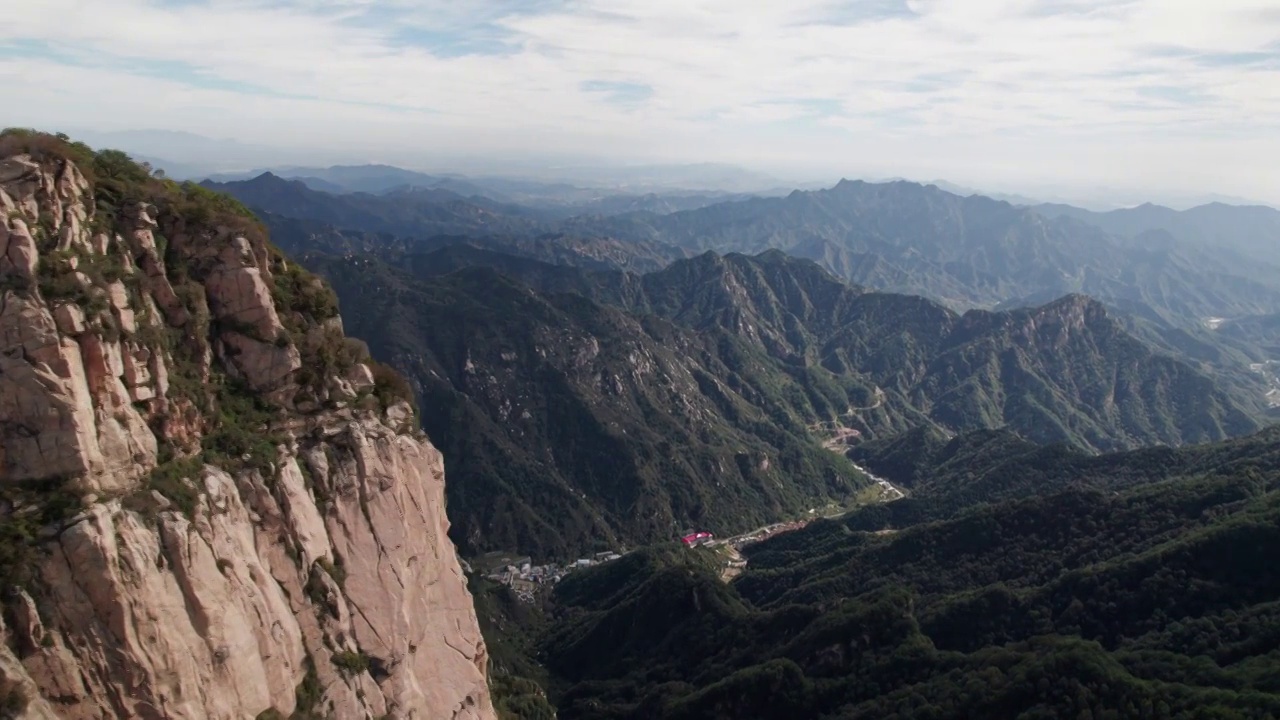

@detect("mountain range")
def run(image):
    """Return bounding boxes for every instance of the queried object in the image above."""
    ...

[204,168,770,222]
[228,161,1277,570]
[203,172,553,236]
[170,154,1280,573]
[210,169,1280,327]
[207,164,1280,426]
[297,246,1261,559]
[304,251,882,559]
[568,180,1280,320]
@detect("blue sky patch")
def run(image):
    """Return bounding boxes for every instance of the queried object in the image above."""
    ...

[1195,50,1277,68]
[0,39,285,96]
[1137,85,1213,105]
[581,80,654,105]
[390,25,521,58]
[804,0,916,25]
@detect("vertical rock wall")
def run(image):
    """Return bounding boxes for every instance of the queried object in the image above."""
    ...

[0,141,495,720]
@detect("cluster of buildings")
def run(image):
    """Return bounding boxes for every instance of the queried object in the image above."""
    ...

[484,550,624,602]
[482,517,829,602]
[873,476,905,501]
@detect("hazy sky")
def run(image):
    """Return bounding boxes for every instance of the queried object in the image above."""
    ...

[4,0,1279,202]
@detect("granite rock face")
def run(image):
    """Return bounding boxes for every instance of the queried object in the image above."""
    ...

[12,421,492,720]
[0,140,494,720]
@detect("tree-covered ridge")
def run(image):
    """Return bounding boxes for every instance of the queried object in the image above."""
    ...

[536,431,1280,719]
[841,424,1280,532]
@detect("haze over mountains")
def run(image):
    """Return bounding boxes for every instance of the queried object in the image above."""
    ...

[1035,201,1280,268]
[196,157,1280,575]
[204,168,1280,306]
[68,129,1280,211]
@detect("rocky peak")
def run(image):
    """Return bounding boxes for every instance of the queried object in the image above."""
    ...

[0,131,495,720]
[1017,293,1111,345]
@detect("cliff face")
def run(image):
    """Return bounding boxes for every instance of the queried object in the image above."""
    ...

[0,133,495,720]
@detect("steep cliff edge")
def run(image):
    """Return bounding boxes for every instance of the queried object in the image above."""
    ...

[0,131,496,720]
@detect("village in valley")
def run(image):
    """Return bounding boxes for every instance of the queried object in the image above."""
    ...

[476,520,821,602]
[476,549,626,603]
[477,476,906,601]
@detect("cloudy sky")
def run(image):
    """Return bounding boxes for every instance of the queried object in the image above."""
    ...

[3,0,1279,202]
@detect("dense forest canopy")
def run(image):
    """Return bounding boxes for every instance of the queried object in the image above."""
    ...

[468,427,1280,719]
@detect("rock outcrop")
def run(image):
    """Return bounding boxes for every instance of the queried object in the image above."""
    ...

[0,134,495,720]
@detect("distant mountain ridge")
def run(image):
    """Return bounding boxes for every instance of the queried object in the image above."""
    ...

[202,172,555,235]
[568,179,1280,317]
[208,164,502,198]
[1034,200,1280,267]
[210,170,1280,328]
[557,179,1280,416]
[205,165,767,216]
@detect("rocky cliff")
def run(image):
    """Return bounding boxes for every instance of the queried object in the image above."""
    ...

[0,131,495,720]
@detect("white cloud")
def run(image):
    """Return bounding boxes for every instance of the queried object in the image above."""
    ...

[2,0,1278,200]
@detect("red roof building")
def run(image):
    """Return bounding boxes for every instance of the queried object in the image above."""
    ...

[681,531,714,546]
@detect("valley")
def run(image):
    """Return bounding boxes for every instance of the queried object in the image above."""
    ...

[707,460,907,583]
[810,405,907,504]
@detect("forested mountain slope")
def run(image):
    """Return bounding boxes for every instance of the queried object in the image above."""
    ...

[299,247,1260,558]
[536,427,1280,719]
[304,255,882,559]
